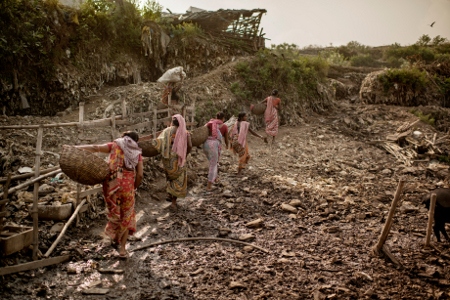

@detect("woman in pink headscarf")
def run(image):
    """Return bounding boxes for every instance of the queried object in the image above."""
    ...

[152,114,192,209]
[261,89,281,145]
[229,112,266,175]
[203,112,229,191]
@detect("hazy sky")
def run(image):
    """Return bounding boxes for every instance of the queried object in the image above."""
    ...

[151,0,450,48]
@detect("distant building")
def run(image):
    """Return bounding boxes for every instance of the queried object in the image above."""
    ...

[172,8,268,50]
[186,6,206,13]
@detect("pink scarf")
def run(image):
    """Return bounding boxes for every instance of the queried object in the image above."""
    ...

[264,96,276,123]
[114,136,142,169]
[206,118,223,139]
[171,114,188,167]
[231,121,249,147]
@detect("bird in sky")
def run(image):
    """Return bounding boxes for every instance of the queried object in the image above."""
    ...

[430,21,436,27]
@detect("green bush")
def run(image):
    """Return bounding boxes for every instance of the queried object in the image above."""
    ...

[170,22,203,38]
[75,0,143,59]
[0,0,56,66]
[232,48,330,112]
[350,54,377,67]
[320,50,350,67]
[409,109,435,126]
[385,43,436,63]
[141,0,162,21]
[379,68,428,93]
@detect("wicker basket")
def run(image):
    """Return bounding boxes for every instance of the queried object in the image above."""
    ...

[191,126,209,147]
[138,140,159,157]
[250,103,266,115]
[59,146,110,185]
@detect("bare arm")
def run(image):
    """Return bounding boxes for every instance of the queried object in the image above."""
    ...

[274,99,281,110]
[249,128,263,139]
[134,160,144,189]
[73,144,110,153]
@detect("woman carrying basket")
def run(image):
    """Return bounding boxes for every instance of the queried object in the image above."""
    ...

[72,131,143,258]
[203,112,229,191]
[261,89,281,146]
[229,112,267,175]
[151,114,192,210]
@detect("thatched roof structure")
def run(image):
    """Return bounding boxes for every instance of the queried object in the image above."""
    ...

[170,8,267,49]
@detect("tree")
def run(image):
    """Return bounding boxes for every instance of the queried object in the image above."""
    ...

[416,34,431,46]
[432,35,448,46]
[141,0,162,21]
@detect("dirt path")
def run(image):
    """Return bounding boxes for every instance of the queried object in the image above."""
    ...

[2,99,450,299]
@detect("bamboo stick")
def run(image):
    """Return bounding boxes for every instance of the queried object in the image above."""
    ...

[32,126,43,260]
[0,166,60,184]
[44,199,87,258]
[0,115,123,130]
[0,255,70,276]
[131,237,269,254]
[0,169,61,199]
[0,174,12,232]
[122,99,127,119]
[373,179,405,255]
[110,112,116,140]
[79,102,84,124]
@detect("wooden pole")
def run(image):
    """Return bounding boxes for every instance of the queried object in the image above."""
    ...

[79,102,85,143]
[131,237,269,254]
[44,199,87,258]
[0,174,12,232]
[79,102,84,124]
[122,99,127,119]
[425,193,437,247]
[110,112,116,141]
[76,184,81,227]
[0,255,70,276]
[0,166,60,184]
[153,106,157,137]
[191,99,196,130]
[32,126,43,260]
[167,86,171,120]
[0,169,61,199]
[373,179,405,255]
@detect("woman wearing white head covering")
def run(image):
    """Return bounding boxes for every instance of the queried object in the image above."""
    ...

[73,131,143,258]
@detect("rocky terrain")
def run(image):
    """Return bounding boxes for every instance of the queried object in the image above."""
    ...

[1,61,450,299]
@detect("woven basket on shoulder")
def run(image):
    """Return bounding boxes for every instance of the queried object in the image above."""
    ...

[191,126,209,147]
[138,140,159,157]
[59,146,110,185]
[250,103,266,115]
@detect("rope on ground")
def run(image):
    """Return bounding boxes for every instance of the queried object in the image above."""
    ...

[130,237,269,253]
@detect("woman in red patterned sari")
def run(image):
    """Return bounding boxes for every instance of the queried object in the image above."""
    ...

[74,131,143,258]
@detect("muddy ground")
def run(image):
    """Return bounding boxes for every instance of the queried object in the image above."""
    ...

[2,88,450,299]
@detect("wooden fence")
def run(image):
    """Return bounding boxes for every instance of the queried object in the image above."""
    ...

[0,97,196,265]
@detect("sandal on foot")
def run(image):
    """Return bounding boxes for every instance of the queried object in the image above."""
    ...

[118,251,129,259]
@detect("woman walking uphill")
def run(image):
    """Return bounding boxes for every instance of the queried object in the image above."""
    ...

[203,112,229,191]
[230,112,267,175]
[261,89,281,146]
[71,131,144,258]
[152,114,192,210]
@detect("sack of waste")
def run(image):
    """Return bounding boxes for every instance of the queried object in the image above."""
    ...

[157,66,186,83]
